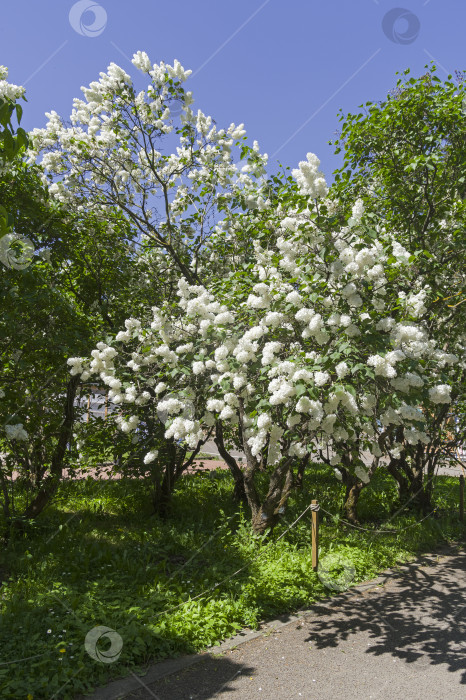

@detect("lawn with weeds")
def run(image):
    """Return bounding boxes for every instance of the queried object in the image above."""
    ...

[0,463,464,699]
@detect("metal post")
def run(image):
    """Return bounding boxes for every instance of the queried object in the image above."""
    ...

[311,500,319,571]
[460,474,464,523]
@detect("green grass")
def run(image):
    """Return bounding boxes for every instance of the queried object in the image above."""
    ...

[0,464,464,699]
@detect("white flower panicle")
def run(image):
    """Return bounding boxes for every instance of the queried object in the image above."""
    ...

[292,152,328,199]
[143,449,159,465]
[0,66,25,101]
[428,384,452,404]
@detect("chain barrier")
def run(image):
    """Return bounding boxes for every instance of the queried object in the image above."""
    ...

[4,439,461,671]
[318,505,437,534]
[317,462,444,535]
[141,471,445,621]
[166,510,240,582]
[147,502,314,622]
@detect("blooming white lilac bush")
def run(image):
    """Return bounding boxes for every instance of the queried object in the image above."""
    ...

[66,139,459,529]
[16,52,461,527]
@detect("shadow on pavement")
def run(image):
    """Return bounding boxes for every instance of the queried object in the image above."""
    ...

[304,549,466,683]
[123,656,255,699]
[84,549,466,699]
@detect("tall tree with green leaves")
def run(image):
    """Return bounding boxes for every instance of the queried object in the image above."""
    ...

[329,65,466,511]
[0,65,28,242]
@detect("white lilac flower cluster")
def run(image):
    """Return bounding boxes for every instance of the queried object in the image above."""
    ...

[351,198,365,223]
[0,66,25,102]
[143,449,159,465]
[428,384,452,404]
[292,152,328,199]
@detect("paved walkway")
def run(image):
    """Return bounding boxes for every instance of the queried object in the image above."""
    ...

[198,441,465,477]
[85,547,466,700]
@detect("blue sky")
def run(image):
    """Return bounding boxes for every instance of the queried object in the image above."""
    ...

[2,0,465,180]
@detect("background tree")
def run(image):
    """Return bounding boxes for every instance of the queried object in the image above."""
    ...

[0,148,170,529]
[329,65,466,512]
[0,65,28,241]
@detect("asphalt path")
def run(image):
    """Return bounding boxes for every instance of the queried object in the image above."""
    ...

[198,441,465,477]
[85,547,466,700]
[5,443,464,480]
